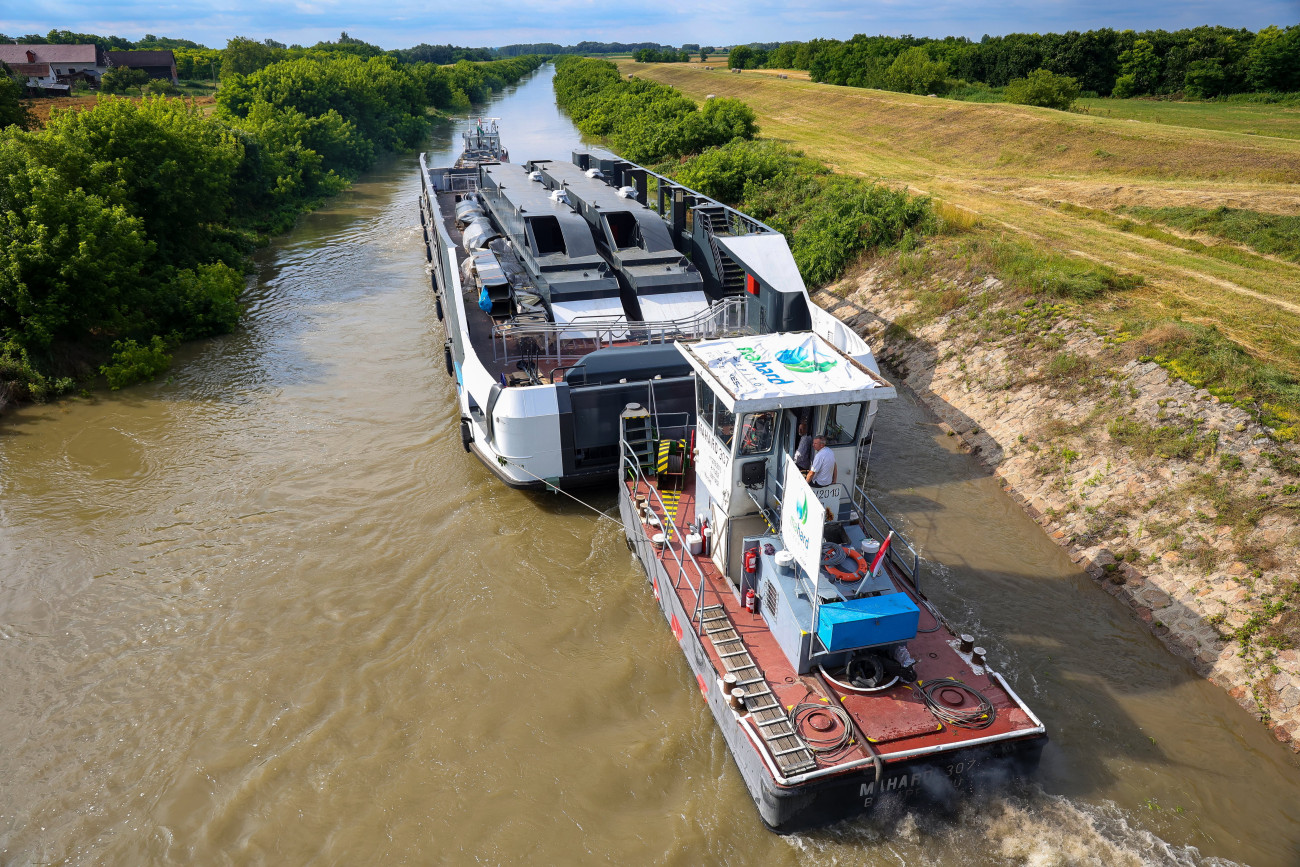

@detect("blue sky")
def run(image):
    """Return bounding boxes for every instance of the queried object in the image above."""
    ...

[5,0,1297,49]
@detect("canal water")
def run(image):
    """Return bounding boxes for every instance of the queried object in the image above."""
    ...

[1,65,1298,866]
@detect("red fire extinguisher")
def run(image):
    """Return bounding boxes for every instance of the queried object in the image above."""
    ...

[743,548,758,575]
[745,588,758,613]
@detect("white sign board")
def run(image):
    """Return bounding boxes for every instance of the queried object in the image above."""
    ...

[695,428,730,509]
[781,460,825,580]
[691,333,874,403]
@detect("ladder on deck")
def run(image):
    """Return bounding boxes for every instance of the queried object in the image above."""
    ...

[700,605,817,776]
[697,208,747,296]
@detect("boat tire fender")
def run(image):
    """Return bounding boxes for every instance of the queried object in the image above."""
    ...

[443,342,454,377]
[459,418,473,452]
[435,295,444,321]
[826,548,868,582]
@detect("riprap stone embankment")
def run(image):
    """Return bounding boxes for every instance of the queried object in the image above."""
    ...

[815,271,1300,749]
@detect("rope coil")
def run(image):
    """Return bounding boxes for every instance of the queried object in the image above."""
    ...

[789,702,854,754]
[917,679,997,730]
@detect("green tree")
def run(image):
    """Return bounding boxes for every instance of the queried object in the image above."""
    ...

[0,137,152,353]
[0,66,34,130]
[728,45,755,69]
[1184,58,1229,98]
[1112,38,1161,96]
[700,48,711,62]
[1247,25,1300,92]
[221,36,280,78]
[34,96,244,269]
[1003,68,1081,110]
[100,66,150,94]
[885,47,949,94]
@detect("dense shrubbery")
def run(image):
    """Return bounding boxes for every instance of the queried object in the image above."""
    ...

[676,140,934,285]
[633,49,690,63]
[0,53,545,404]
[554,64,934,287]
[554,56,756,162]
[720,26,1300,101]
[0,66,33,129]
[1003,69,1082,110]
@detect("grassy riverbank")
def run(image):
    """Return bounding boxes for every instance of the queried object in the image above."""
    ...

[621,62,1300,410]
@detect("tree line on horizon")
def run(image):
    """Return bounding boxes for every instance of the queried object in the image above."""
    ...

[724,25,1300,99]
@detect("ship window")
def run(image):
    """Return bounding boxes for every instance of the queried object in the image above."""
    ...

[604,212,639,249]
[527,216,566,256]
[738,411,775,455]
[715,404,735,450]
[696,385,714,432]
[823,403,863,445]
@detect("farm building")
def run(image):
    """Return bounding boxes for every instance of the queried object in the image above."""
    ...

[106,50,179,84]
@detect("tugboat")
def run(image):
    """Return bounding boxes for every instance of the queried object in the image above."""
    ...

[418,135,878,489]
[617,333,1047,831]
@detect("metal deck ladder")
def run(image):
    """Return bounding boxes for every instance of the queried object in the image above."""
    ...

[620,405,656,478]
[696,208,747,296]
[700,604,817,776]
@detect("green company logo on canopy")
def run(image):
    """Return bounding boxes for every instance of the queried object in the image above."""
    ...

[776,346,837,374]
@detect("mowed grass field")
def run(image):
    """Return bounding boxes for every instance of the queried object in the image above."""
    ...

[1076,97,1300,140]
[621,62,1300,376]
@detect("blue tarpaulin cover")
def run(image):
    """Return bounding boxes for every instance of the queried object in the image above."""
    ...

[817,593,920,652]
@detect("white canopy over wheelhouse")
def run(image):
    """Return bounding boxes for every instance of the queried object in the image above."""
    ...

[678,332,896,413]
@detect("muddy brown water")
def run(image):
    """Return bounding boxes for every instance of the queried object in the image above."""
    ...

[2,66,1299,866]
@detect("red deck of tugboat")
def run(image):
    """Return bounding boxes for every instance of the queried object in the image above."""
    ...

[630,470,1042,778]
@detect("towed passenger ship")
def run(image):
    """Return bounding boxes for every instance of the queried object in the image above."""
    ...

[417,123,875,489]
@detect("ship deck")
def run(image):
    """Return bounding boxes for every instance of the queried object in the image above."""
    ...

[627,468,1044,781]
[435,189,616,383]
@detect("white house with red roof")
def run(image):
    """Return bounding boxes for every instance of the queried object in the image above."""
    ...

[0,44,108,91]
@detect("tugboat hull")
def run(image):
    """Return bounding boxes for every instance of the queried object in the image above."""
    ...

[618,486,1046,832]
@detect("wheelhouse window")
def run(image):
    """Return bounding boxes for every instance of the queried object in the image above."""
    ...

[823,403,864,445]
[738,411,775,455]
[696,385,714,434]
[714,403,736,450]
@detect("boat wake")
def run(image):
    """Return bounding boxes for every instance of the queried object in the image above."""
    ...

[785,786,1241,866]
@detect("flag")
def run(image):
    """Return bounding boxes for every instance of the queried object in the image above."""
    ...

[868,531,894,576]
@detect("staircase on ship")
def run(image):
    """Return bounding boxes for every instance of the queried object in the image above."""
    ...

[700,604,817,776]
[696,207,746,296]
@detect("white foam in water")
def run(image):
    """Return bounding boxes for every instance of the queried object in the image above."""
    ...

[784,786,1243,867]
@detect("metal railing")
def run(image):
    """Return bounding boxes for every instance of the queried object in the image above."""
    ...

[851,483,923,593]
[619,417,712,635]
[491,295,749,367]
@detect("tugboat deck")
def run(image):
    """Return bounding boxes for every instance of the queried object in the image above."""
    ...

[628,470,1043,780]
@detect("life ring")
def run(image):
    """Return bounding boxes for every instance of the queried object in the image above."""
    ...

[826,548,869,582]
